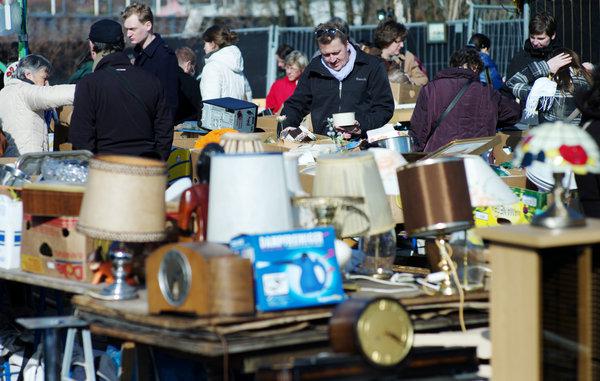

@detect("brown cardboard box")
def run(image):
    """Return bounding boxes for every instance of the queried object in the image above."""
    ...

[256,116,278,135]
[500,168,527,189]
[21,214,96,282]
[298,170,314,194]
[389,82,421,104]
[492,130,526,165]
[172,134,198,150]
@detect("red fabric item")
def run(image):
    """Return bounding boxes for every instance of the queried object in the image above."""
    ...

[266,77,297,114]
[559,145,588,165]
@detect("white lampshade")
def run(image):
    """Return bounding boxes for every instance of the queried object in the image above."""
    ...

[312,152,394,237]
[220,133,264,154]
[207,153,293,243]
[460,155,518,207]
[77,155,167,242]
[282,151,308,196]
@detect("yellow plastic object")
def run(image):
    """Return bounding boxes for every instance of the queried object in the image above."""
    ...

[193,128,238,150]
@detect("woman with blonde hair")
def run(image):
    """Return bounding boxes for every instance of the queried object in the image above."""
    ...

[265,50,308,114]
[200,24,247,101]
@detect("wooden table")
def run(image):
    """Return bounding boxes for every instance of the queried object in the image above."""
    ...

[72,289,488,357]
[0,267,102,294]
[0,267,488,378]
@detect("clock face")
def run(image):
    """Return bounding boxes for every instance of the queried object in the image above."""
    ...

[158,250,192,307]
[356,298,414,367]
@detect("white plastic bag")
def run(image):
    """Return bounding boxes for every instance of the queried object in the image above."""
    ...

[0,194,23,269]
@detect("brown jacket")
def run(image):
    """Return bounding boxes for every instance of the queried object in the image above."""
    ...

[370,48,429,86]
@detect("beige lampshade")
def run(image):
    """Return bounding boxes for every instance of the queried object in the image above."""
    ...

[312,152,394,237]
[77,155,167,242]
[220,133,264,154]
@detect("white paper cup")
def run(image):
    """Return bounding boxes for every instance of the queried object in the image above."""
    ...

[332,112,355,127]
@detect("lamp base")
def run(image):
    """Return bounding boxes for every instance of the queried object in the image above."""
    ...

[357,230,396,280]
[531,173,586,229]
[531,203,586,229]
[89,244,138,301]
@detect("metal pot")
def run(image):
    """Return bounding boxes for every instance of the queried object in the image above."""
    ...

[376,132,413,153]
[0,164,31,186]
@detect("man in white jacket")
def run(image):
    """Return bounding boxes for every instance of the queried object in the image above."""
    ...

[0,55,75,156]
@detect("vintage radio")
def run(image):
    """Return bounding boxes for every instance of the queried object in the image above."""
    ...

[478,221,600,381]
[201,97,257,133]
[146,242,255,316]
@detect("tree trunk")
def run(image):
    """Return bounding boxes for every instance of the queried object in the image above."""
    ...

[362,0,372,25]
[328,0,335,19]
[298,0,313,26]
[276,0,286,26]
[446,0,463,20]
[344,0,354,25]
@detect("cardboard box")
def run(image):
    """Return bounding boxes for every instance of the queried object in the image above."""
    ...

[500,168,527,189]
[230,227,345,312]
[473,187,547,227]
[256,115,278,135]
[201,97,257,132]
[389,82,421,104]
[20,214,96,282]
[492,130,526,165]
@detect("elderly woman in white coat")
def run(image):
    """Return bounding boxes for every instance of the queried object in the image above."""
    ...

[200,24,250,101]
[0,55,75,156]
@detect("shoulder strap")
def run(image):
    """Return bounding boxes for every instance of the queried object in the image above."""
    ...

[104,67,153,118]
[425,79,473,145]
[566,108,581,122]
[485,68,492,86]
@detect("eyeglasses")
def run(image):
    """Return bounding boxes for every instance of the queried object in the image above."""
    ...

[315,28,344,38]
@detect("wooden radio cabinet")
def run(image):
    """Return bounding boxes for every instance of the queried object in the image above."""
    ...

[477,219,600,381]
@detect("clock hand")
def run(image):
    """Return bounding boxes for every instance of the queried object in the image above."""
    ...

[385,330,402,343]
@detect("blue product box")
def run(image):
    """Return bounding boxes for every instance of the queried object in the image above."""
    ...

[230,227,346,312]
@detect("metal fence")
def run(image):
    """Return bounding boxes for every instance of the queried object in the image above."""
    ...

[230,15,526,97]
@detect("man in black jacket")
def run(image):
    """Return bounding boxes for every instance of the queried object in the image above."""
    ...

[506,13,561,81]
[281,21,394,137]
[70,19,173,160]
[174,46,201,125]
[122,3,179,120]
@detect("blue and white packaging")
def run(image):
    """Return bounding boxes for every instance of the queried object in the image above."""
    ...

[230,227,346,312]
[0,195,22,269]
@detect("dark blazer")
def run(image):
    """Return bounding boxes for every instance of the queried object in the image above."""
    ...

[175,67,201,125]
[134,34,179,119]
[409,67,521,152]
[281,48,394,135]
[70,52,173,160]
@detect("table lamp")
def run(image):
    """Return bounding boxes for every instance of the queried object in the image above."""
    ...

[207,153,293,243]
[513,121,600,228]
[77,155,167,300]
[397,157,473,295]
[220,132,264,154]
[460,154,518,290]
[312,152,396,278]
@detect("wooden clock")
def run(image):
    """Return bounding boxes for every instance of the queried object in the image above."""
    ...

[146,242,255,316]
[329,297,414,368]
